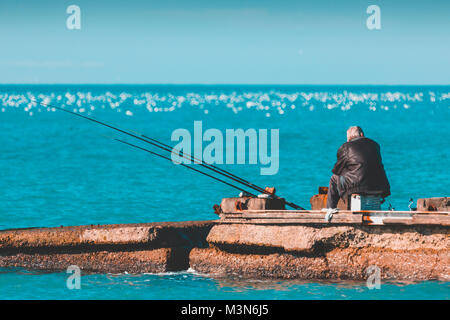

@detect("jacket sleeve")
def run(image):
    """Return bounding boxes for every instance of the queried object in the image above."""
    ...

[332,144,346,175]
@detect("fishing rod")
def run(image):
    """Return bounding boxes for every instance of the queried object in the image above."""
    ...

[140,133,253,184]
[137,129,304,210]
[138,132,305,210]
[140,130,305,210]
[109,136,258,198]
[39,100,264,191]
[116,137,304,211]
[34,99,305,210]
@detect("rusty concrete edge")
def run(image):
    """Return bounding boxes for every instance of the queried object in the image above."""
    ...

[0,247,192,274]
[205,223,450,257]
[188,247,450,281]
[0,220,219,233]
[0,220,218,251]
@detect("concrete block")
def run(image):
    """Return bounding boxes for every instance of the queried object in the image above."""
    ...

[220,197,285,213]
[417,197,450,211]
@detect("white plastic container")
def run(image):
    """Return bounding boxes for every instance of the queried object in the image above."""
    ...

[350,194,381,211]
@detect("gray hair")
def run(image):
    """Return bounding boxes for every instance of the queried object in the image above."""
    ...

[347,126,364,141]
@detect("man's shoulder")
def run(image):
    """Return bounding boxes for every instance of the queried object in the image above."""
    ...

[348,137,378,146]
[347,138,381,155]
[337,142,348,153]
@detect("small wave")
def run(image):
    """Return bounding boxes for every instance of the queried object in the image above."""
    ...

[141,268,202,276]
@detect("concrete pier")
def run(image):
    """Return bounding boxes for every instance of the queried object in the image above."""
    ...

[190,222,449,281]
[0,221,214,273]
[0,210,449,281]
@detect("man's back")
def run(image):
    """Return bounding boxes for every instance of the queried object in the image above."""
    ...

[332,137,390,198]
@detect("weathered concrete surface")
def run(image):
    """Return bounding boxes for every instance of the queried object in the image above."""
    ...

[0,221,214,251]
[206,224,449,253]
[220,197,285,214]
[0,248,190,273]
[0,221,215,273]
[417,197,450,211]
[190,247,449,281]
[189,223,450,281]
[2,217,449,280]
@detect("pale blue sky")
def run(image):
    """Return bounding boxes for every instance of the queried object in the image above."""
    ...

[0,0,449,84]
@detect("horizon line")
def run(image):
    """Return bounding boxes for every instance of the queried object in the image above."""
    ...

[0,83,449,86]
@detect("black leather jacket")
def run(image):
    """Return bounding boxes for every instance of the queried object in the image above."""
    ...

[332,137,390,199]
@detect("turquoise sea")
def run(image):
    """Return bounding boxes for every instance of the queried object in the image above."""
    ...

[0,85,449,299]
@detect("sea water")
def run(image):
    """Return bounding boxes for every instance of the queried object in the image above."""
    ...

[0,85,449,299]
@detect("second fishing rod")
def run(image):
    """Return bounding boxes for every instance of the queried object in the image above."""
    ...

[35,99,305,210]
